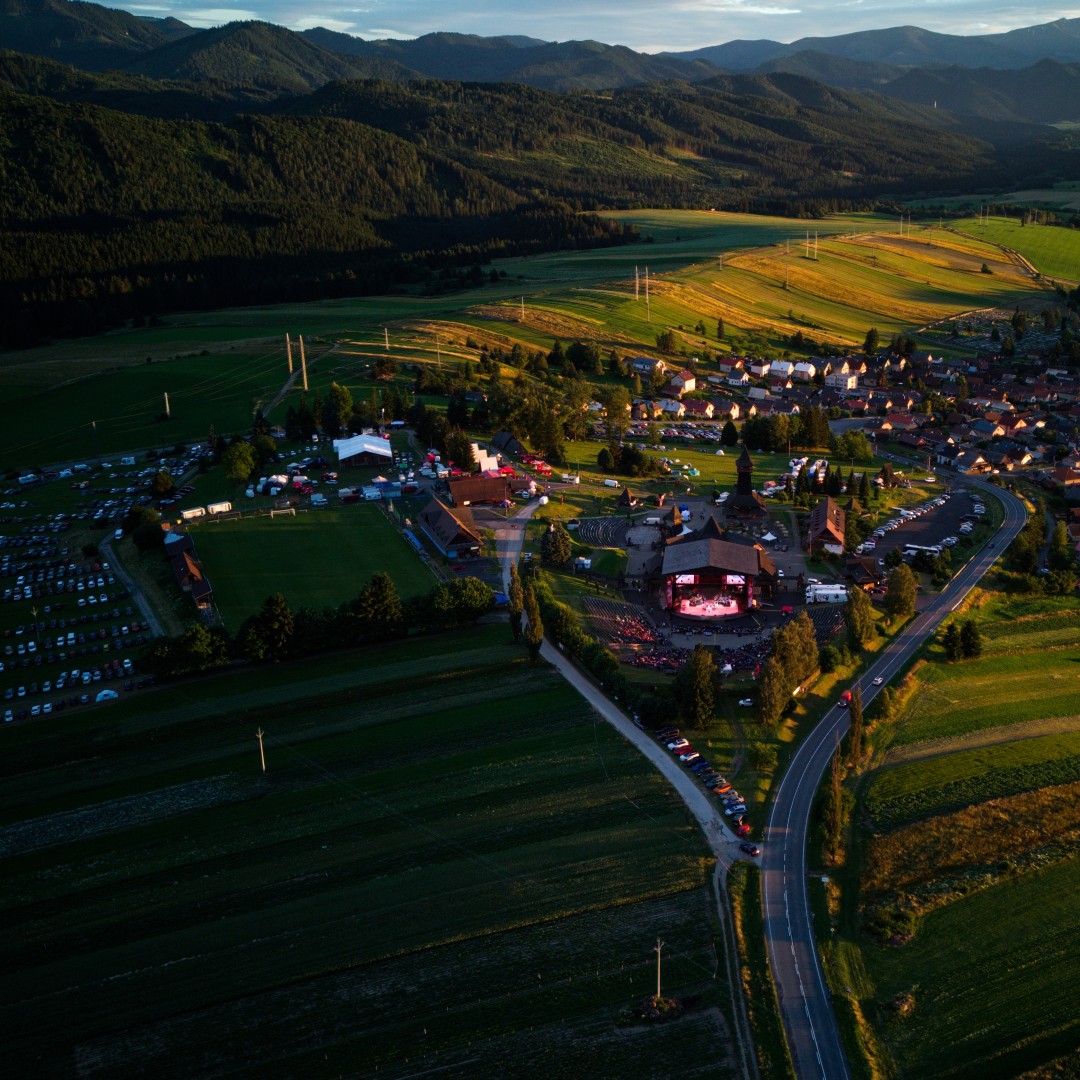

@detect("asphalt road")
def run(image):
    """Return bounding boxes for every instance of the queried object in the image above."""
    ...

[761,477,1029,1080]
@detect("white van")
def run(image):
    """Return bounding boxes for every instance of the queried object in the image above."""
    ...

[603,478,620,488]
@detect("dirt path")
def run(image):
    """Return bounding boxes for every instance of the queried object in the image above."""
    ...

[882,714,1080,769]
[497,503,761,1080]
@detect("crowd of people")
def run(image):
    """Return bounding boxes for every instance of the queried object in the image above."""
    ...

[584,598,662,646]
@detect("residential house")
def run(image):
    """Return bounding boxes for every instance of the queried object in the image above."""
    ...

[670,369,697,395]
[792,361,817,382]
[748,359,772,379]
[825,369,859,391]
[682,398,715,420]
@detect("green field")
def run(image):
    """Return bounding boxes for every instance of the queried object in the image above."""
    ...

[0,626,734,1077]
[0,350,289,468]
[841,589,1080,1079]
[864,857,1080,1080]
[952,215,1080,282]
[189,506,434,629]
[866,731,1080,830]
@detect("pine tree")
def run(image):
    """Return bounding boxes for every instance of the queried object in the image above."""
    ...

[942,622,962,661]
[507,563,524,642]
[959,619,983,659]
[848,686,864,764]
[523,585,544,661]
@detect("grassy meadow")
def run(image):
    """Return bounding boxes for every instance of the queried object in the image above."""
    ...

[188,505,435,629]
[838,587,1080,1079]
[0,209,1056,472]
[950,214,1080,283]
[0,625,736,1078]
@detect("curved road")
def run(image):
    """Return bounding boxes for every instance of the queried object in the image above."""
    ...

[761,478,1029,1079]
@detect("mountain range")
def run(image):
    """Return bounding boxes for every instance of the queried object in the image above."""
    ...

[3,0,1080,122]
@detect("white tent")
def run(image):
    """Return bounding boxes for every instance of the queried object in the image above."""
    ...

[761,531,778,542]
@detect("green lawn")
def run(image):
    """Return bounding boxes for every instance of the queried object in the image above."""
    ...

[863,857,1080,1080]
[189,505,435,629]
[0,630,731,1077]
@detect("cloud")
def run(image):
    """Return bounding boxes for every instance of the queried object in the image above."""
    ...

[181,7,261,25]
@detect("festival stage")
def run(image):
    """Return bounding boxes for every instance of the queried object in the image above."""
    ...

[674,592,744,620]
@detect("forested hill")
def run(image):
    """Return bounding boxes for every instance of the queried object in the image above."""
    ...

[2,52,1077,350]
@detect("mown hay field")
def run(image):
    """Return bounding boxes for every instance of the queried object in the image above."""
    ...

[0,628,732,1078]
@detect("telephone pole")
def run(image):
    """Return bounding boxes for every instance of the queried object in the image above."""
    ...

[299,335,309,391]
[163,392,171,419]
[654,939,664,1000]
[285,333,293,374]
[384,327,390,351]
[256,727,266,772]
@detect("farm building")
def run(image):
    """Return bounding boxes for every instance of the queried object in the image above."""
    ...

[164,532,213,611]
[333,433,393,467]
[446,474,512,507]
[418,498,483,558]
[807,496,846,555]
[657,520,777,620]
[724,447,768,520]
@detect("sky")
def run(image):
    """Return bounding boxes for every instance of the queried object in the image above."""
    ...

[117,1,1080,52]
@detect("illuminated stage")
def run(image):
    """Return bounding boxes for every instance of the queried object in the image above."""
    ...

[668,572,753,622]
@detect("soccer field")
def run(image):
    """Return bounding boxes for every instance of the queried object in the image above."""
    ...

[190,506,435,628]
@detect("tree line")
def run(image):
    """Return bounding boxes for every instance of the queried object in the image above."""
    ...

[141,571,494,677]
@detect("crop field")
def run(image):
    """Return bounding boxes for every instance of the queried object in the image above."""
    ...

[865,731,1080,830]
[886,624,1080,746]
[951,215,1080,282]
[863,856,1080,1080]
[843,590,1080,1080]
[189,506,434,629]
[0,629,734,1078]
[0,349,289,469]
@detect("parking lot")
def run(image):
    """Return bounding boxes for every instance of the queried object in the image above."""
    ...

[858,484,988,567]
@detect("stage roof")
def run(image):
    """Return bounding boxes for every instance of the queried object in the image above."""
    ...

[662,537,776,579]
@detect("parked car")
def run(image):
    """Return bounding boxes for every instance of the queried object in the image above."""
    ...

[738,698,754,707]
[740,843,761,857]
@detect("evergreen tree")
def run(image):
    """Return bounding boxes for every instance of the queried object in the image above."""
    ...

[508,562,524,642]
[757,656,788,728]
[863,327,879,355]
[239,593,294,662]
[523,584,544,661]
[541,522,572,567]
[222,442,255,484]
[942,622,963,661]
[674,644,715,726]
[959,619,983,659]
[885,563,918,624]
[721,419,739,446]
[844,586,876,651]
[848,686,864,764]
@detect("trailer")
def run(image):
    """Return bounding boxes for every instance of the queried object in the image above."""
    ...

[179,507,206,522]
[805,584,848,604]
[206,501,232,515]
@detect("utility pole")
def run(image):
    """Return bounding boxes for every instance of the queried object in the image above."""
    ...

[520,296,525,321]
[256,727,266,772]
[285,333,293,374]
[718,253,723,271]
[635,265,639,301]
[645,267,650,322]
[814,231,818,260]
[654,939,664,1000]
[163,392,171,419]
[384,327,389,351]
[299,335,309,391]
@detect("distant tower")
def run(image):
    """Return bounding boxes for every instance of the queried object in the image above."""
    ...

[727,446,768,519]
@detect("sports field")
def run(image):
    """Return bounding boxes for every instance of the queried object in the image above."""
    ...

[189,506,435,629]
[0,626,733,1077]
